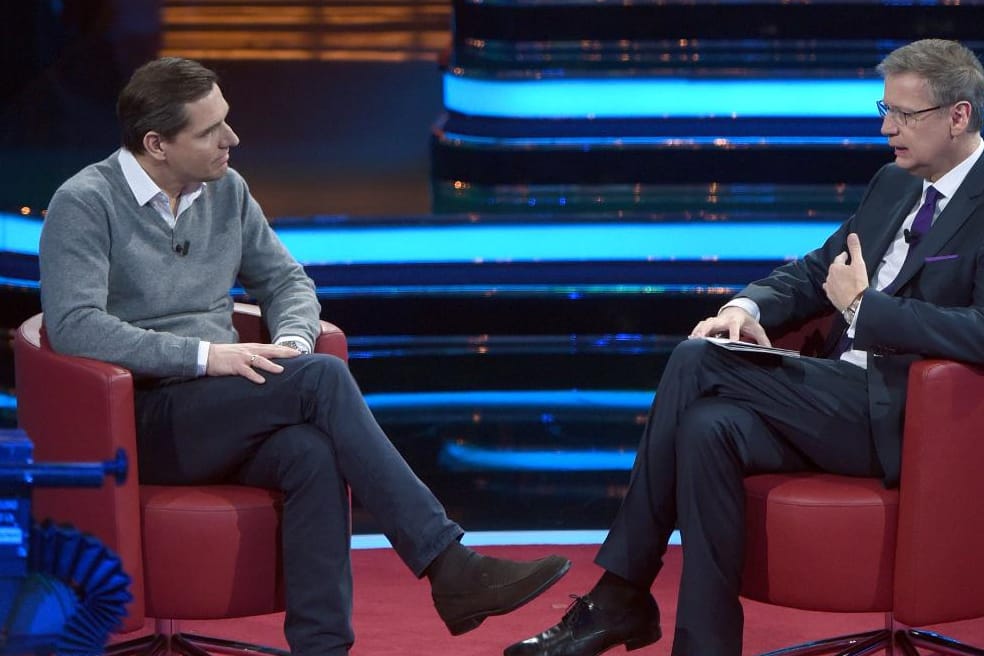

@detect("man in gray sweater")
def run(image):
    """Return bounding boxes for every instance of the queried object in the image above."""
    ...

[39,56,569,656]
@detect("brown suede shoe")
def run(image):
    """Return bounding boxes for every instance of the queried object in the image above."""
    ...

[432,553,571,635]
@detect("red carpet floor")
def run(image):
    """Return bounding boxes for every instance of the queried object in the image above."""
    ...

[122,544,984,655]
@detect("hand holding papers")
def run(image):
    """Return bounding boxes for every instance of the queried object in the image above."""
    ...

[699,336,801,358]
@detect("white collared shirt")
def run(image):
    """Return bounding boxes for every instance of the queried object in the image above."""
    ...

[118,148,205,228]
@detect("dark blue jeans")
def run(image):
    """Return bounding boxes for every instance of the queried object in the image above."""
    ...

[134,354,463,656]
[596,339,880,656]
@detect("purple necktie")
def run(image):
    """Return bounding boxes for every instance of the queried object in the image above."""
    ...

[906,185,942,247]
[831,185,942,359]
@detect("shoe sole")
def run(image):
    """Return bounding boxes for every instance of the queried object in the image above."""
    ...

[446,559,573,636]
[504,619,662,656]
[589,623,664,656]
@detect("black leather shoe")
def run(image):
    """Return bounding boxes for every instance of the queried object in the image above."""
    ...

[432,553,571,636]
[503,593,662,656]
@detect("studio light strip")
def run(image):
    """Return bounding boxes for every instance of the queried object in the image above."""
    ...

[443,75,885,119]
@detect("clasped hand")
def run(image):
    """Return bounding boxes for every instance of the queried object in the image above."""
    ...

[822,232,869,311]
[206,342,303,384]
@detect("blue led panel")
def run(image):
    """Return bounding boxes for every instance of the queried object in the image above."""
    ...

[0,213,839,266]
[0,215,43,255]
[444,76,885,119]
[364,389,654,410]
[441,442,636,472]
[275,222,839,264]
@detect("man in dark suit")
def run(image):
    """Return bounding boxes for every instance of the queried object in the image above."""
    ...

[505,38,984,656]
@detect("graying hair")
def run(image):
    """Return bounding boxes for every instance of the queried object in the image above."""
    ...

[877,39,984,132]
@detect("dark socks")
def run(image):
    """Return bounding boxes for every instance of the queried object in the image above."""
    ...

[589,571,650,609]
[425,539,473,586]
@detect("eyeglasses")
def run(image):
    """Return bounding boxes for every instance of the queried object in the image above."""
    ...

[876,99,943,126]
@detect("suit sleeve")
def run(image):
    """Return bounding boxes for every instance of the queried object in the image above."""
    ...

[734,165,892,330]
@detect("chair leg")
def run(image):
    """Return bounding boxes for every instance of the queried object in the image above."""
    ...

[902,629,984,656]
[757,629,890,656]
[105,633,169,656]
[174,633,290,656]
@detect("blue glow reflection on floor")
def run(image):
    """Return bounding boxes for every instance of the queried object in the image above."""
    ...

[0,213,839,264]
[444,76,884,119]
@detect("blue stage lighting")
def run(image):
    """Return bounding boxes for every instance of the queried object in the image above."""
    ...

[0,216,43,255]
[275,222,840,264]
[0,213,839,265]
[441,442,636,472]
[364,389,654,411]
[443,75,885,119]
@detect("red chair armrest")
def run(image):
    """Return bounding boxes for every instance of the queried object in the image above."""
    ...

[232,302,348,361]
[315,321,348,361]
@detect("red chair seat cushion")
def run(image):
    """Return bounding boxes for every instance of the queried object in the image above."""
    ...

[741,473,899,612]
[140,485,284,619]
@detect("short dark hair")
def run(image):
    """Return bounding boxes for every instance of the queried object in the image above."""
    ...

[877,39,984,133]
[117,57,219,154]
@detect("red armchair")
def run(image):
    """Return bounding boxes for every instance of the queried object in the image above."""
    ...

[14,303,348,656]
[741,317,984,654]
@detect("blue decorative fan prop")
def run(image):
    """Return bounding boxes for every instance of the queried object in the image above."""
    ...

[2,522,131,655]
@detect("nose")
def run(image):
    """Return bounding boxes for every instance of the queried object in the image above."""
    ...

[880,114,898,137]
[222,123,240,148]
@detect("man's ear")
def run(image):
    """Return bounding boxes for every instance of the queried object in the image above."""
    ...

[950,101,973,136]
[142,131,167,161]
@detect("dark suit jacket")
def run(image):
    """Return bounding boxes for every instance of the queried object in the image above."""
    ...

[737,155,984,487]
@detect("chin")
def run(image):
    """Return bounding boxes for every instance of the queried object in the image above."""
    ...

[894,155,916,171]
[205,166,228,182]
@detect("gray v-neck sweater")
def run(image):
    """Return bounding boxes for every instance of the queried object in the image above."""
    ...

[39,150,320,378]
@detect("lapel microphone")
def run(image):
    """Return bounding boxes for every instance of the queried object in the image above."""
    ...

[170,231,190,256]
[902,229,920,245]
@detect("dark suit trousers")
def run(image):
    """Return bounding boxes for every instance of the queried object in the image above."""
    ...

[133,354,463,656]
[595,338,882,655]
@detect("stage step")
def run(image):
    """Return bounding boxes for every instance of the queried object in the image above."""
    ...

[450,0,984,75]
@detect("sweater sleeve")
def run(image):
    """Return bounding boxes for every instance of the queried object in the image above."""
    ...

[233,176,321,347]
[39,177,201,378]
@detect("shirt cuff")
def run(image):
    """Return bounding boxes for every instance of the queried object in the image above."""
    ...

[197,340,210,376]
[275,335,312,354]
[720,297,761,322]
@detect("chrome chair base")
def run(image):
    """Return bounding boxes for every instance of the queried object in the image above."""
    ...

[105,620,289,656]
[758,627,984,656]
